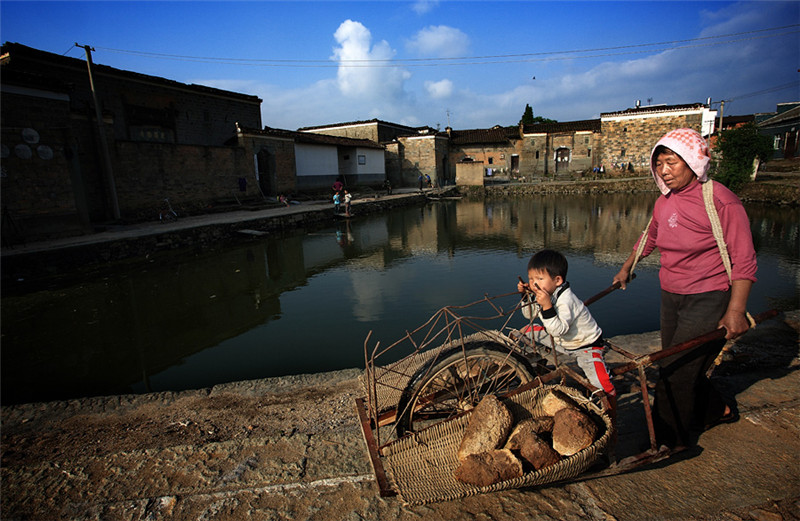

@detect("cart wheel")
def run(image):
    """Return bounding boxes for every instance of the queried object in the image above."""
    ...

[395,343,538,436]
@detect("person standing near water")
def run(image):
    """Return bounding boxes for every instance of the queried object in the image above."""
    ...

[613,128,757,451]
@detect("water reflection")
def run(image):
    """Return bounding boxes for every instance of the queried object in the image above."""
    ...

[2,194,797,405]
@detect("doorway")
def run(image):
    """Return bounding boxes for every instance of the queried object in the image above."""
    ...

[256,148,274,196]
[555,148,570,172]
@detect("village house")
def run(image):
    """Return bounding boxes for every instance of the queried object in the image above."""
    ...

[599,102,717,174]
[1,42,386,242]
[3,42,791,244]
[235,125,385,193]
[756,102,800,160]
[1,42,264,240]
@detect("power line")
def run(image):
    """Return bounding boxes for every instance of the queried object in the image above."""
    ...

[93,24,799,69]
[728,81,800,102]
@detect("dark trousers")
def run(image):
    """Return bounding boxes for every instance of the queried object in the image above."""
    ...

[653,289,730,448]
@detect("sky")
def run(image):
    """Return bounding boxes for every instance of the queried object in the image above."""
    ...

[2,1,798,131]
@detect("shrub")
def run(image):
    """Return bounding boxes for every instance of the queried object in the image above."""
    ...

[711,123,773,191]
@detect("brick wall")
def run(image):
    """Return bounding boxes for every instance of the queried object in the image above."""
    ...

[113,141,253,219]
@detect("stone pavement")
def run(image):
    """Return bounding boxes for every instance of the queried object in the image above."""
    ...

[1,312,798,520]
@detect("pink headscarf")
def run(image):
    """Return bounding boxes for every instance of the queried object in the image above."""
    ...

[649,128,710,195]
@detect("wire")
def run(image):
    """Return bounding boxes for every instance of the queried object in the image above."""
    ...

[93,24,799,69]
[728,81,800,102]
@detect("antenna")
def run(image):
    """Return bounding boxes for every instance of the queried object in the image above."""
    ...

[446,109,451,127]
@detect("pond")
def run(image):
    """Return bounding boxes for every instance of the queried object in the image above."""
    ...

[2,193,798,405]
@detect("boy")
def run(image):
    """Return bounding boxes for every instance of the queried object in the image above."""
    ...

[333,191,341,213]
[516,250,616,407]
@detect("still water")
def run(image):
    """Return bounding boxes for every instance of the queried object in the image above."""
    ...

[2,194,798,405]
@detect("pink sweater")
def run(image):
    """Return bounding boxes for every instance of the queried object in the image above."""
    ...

[635,180,757,295]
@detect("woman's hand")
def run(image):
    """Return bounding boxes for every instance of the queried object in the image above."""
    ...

[718,309,750,339]
[718,280,755,339]
[612,267,632,290]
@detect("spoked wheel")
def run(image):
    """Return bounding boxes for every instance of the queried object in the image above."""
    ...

[395,343,539,436]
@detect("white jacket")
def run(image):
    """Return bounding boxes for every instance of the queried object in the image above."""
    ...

[521,283,602,349]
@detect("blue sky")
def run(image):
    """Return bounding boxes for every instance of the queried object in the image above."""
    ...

[2,1,798,131]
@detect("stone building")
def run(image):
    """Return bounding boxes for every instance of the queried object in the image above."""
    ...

[520,119,602,178]
[1,42,264,240]
[298,119,442,189]
[600,103,717,174]
[756,102,800,160]
[235,126,385,192]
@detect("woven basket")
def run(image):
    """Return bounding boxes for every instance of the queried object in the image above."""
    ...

[381,384,613,505]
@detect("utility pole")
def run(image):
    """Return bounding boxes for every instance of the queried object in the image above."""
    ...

[76,43,120,220]
[718,99,727,133]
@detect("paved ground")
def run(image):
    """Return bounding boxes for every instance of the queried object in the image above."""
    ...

[1,312,798,520]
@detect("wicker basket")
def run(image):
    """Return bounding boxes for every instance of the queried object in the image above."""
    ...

[381,384,613,505]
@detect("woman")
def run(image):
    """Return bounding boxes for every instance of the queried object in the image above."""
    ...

[613,128,757,450]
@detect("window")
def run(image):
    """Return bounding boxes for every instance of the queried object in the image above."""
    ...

[488,157,494,164]
[358,155,366,165]
[588,149,591,157]
[535,151,540,159]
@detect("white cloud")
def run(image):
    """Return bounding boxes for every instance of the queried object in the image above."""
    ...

[406,25,469,58]
[425,79,453,99]
[411,0,439,15]
[331,19,410,101]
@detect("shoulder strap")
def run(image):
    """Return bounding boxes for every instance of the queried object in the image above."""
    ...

[629,216,653,277]
[702,181,733,284]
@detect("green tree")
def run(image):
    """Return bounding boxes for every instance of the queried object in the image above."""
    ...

[519,103,557,126]
[519,104,535,125]
[712,123,773,191]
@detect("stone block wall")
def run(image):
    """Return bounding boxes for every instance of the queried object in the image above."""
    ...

[601,114,703,174]
[518,134,548,177]
[397,135,442,186]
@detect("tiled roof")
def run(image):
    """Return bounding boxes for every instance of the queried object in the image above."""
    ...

[240,126,384,149]
[522,119,600,134]
[449,126,518,145]
[297,118,423,134]
[757,105,800,128]
[1,42,261,103]
[600,103,707,117]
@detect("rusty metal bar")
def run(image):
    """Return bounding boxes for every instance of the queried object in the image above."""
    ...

[354,397,396,497]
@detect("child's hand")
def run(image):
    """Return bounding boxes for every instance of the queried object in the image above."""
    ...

[531,283,552,309]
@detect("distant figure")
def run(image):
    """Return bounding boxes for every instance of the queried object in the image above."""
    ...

[278,194,290,207]
[333,191,341,213]
[426,174,432,188]
[344,189,352,217]
[599,164,605,174]
[384,179,392,196]
[333,176,344,193]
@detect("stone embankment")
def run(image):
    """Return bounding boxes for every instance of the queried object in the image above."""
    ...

[1,311,798,520]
